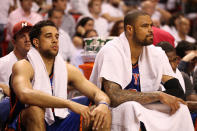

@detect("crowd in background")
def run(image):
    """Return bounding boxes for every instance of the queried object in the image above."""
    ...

[0,0,197,55]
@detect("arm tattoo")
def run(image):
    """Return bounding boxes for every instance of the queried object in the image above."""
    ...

[102,78,160,107]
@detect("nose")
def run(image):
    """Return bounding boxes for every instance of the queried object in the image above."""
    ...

[52,35,58,44]
[149,26,153,33]
[24,33,30,42]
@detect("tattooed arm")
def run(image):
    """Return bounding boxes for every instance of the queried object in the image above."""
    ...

[102,78,186,114]
[102,78,160,107]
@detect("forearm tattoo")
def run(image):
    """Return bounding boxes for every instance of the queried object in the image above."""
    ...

[102,78,160,107]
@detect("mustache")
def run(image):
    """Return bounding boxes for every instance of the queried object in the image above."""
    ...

[146,33,153,37]
[24,41,31,44]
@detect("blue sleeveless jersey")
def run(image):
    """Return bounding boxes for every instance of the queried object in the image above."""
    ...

[125,63,141,92]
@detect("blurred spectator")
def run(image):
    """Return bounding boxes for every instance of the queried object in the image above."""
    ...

[48,8,77,62]
[0,21,32,126]
[174,16,196,46]
[6,0,43,42]
[34,0,52,15]
[84,29,98,38]
[161,12,183,36]
[152,26,175,47]
[123,0,140,10]
[101,0,124,28]
[140,0,172,27]
[71,29,98,74]
[0,0,17,43]
[75,17,94,37]
[88,0,109,37]
[109,20,124,36]
[176,40,197,82]
[140,0,161,27]
[157,41,197,113]
[53,0,76,38]
[72,17,94,49]
[69,0,89,15]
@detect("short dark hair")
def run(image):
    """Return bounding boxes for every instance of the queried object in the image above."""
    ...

[48,8,64,18]
[77,17,94,28]
[52,0,58,3]
[156,41,175,53]
[124,10,149,31]
[176,40,197,58]
[29,20,58,47]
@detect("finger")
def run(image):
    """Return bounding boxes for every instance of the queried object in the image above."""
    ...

[177,98,187,105]
[170,104,176,115]
[174,101,180,111]
[92,113,100,130]
[84,111,90,127]
[86,111,91,127]
[82,113,87,127]
[101,115,107,128]
[95,114,104,130]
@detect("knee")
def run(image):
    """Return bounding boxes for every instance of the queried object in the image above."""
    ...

[21,106,45,125]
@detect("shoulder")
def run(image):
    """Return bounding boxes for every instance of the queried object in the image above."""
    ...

[0,52,16,67]
[12,59,34,76]
[66,62,84,82]
[64,14,75,22]
[32,12,43,20]
[186,36,196,43]
[9,8,20,18]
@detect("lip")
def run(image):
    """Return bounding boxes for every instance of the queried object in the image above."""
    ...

[25,43,31,47]
[52,46,58,50]
[147,35,153,38]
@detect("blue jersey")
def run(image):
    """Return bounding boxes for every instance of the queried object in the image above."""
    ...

[125,63,141,92]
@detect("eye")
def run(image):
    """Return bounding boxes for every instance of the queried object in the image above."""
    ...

[56,34,59,39]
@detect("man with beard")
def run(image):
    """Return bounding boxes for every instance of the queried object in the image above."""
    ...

[90,11,194,131]
[6,20,111,131]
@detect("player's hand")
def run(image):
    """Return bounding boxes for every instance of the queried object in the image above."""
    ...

[69,102,91,127]
[90,104,109,130]
[159,92,186,115]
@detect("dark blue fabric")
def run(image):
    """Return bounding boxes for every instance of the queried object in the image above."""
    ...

[125,64,141,92]
[7,96,90,131]
[191,112,197,125]
[46,112,80,131]
[0,97,10,122]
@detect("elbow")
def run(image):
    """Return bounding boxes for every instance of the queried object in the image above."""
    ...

[17,90,31,104]
[109,96,120,108]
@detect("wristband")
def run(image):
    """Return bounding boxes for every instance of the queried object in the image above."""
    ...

[98,102,109,108]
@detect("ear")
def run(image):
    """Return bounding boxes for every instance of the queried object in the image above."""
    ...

[126,25,133,35]
[11,39,16,48]
[33,38,39,48]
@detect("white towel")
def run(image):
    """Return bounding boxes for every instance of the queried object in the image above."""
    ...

[0,51,18,85]
[27,47,69,125]
[90,32,175,92]
[111,101,194,131]
[175,69,186,93]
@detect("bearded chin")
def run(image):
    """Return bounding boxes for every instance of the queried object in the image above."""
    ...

[134,34,153,46]
[139,38,153,46]
[40,50,58,59]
